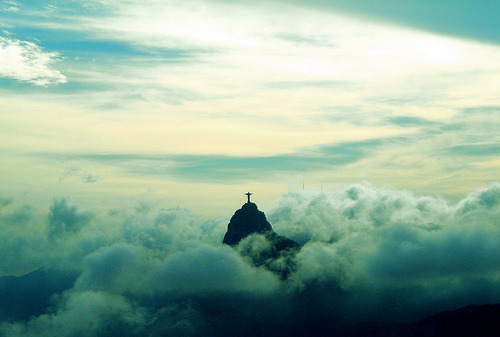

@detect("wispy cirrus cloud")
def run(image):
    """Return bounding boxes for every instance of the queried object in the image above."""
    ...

[0,0,498,216]
[35,137,397,183]
[0,36,66,86]
[1,0,19,12]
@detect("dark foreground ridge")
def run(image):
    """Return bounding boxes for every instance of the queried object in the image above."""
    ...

[332,304,500,337]
[223,196,299,278]
[0,268,77,321]
[398,303,500,337]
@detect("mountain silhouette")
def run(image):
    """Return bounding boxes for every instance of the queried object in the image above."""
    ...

[399,303,500,337]
[340,303,500,337]
[0,268,77,320]
[223,198,299,278]
[223,200,298,250]
[222,197,300,279]
[223,202,272,245]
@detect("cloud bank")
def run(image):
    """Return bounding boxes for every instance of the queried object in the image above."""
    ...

[0,183,498,336]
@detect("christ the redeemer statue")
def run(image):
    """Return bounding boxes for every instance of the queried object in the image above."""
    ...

[245,192,252,203]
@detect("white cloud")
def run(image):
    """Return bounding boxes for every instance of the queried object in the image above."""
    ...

[268,183,499,245]
[0,37,66,86]
[1,0,19,12]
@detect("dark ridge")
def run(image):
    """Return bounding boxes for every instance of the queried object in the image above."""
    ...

[302,304,500,337]
[398,303,500,337]
[0,268,78,321]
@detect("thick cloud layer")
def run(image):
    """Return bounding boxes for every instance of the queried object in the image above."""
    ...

[0,183,498,336]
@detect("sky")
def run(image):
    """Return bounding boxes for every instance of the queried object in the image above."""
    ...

[0,1,499,335]
[0,0,499,216]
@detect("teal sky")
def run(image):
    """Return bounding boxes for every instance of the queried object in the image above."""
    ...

[287,0,500,43]
[1,0,499,216]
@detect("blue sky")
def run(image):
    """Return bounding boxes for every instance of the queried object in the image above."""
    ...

[0,0,499,215]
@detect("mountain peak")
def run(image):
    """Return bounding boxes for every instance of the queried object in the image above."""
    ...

[222,195,300,278]
[222,201,272,246]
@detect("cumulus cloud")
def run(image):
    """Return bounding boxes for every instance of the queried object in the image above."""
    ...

[75,244,140,292]
[121,207,215,252]
[0,197,13,208]
[1,291,148,337]
[152,244,280,294]
[268,183,498,244]
[0,36,66,86]
[0,183,498,336]
[47,199,94,239]
[0,204,33,225]
[268,182,500,320]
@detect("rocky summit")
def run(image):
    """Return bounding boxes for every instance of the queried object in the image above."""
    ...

[223,199,299,278]
[223,202,272,246]
[222,201,298,251]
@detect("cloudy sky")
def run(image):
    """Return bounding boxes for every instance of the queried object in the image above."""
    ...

[1,0,499,216]
[0,1,499,335]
